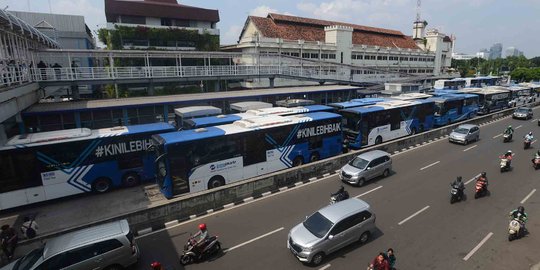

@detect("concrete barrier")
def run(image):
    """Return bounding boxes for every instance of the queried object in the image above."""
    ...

[21,104,534,244]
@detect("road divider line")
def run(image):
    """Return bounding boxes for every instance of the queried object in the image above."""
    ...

[225,227,284,253]
[463,232,493,261]
[354,186,383,198]
[463,145,477,152]
[398,206,430,226]
[520,189,536,204]
[319,264,331,270]
[516,125,523,129]
[465,174,481,185]
[493,134,502,139]
[420,161,440,171]
[531,119,537,123]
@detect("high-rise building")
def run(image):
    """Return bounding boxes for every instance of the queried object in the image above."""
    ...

[489,43,502,59]
[103,0,220,51]
[505,47,524,57]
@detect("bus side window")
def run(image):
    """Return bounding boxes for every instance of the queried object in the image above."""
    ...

[0,154,18,193]
[117,152,143,170]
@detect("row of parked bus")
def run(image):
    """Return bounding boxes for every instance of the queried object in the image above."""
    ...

[1,83,539,209]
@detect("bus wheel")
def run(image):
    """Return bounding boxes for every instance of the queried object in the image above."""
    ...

[292,157,304,167]
[208,176,225,189]
[310,153,320,163]
[121,172,140,188]
[375,136,383,145]
[92,177,112,193]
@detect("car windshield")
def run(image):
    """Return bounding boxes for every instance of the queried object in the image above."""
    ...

[516,108,529,113]
[14,247,43,270]
[349,156,369,169]
[453,127,469,134]
[303,212,334,238]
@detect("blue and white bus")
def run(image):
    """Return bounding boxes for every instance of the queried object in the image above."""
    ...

[0,122,175,210]
[151,112,343,198]
[328,97,386,110]
[182,105,334,129]
[428,94,479,126]
[434,78,466,90]
[458,88,511,114]
[340,99,435,149]
[506,85,535,107]
[464,76,500,88]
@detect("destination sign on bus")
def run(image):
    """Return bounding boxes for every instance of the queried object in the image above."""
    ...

[95,139,152,157]
[296,123,341,139]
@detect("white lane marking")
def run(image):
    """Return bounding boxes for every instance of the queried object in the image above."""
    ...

[398,206,430,226]
[532,139,538,145]
[137,173,338,238]
[319,264,331,270]
[516,125,523,129]
[463,145,477,152]
[520,189,536,204]
[531,119,537,123]
[224,227,284,253]
[465,174,481,185]
[492,134,502,139]
[354,186,383,198]
[463,232,494,261]
[420,161,440,171]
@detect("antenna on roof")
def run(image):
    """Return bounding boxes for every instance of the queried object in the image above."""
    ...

[416,0,421,21]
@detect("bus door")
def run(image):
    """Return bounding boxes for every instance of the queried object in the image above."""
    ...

[169,155,190,195]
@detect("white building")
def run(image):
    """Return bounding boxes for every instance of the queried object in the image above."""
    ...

[452,53,477,60]
[224,13,453,88]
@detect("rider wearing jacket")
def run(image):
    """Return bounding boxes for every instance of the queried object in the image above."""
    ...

[193,223,209,257]
[525,132,534,142]
[476,172,488,190]
[533,150,540,163]
[509,206,528,230]
[504,125,514,135]
[501,150,513,167]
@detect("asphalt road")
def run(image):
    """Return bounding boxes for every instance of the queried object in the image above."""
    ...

[134,108,540,270]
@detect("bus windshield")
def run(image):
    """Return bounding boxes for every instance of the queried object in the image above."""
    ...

[341,111,361,131]
[434,101,444,116]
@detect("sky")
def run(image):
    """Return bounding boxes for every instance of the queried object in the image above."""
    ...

[2,0,540,57]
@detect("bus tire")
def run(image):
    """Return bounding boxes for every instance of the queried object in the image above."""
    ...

[208,175,225,189]
[92,177,112,193]
[121,172,140,188]
[375,136,382,145]
[292,156,304,167]
[310,153,320,163]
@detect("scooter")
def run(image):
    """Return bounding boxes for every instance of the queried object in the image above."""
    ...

[508,218,525,241]
[524,138,532,149]
[503,133,512,143]
[533,157,540,170]
[450,183,464,204]
[180,235,221,265]
[500,156,512,172]
[474,181,488,199]
[330,190,350,204]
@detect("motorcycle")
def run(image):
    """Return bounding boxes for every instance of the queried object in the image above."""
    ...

[330,190,350,204]
[180,235,221,265]
[474,181,488,199]
[533,156,540,170]
[450,183,464,204]
[524,138,532,149]
[500,156,512,172]
[503,133,512,143]
[508,218,525,241]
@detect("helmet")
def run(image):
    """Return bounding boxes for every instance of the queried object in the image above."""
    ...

[150,262,162,270]
[518,206,525,214]
[199,223,207,231]
[508,125,512,128]
[529,132,533,136]
[456,176,462,182]
[481,172,486,177]
[507,150,512,154]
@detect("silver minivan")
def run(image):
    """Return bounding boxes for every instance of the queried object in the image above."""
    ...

[339,150,392,186]
[1,219,139,270]
[287,198,376,266]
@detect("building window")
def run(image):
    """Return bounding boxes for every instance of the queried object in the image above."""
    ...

[322,53,329,59]
[174,20,190,27]
[329,54,336,59]
[161,18,172,26]
[311,53,319,59]
[302,53,310,59]
[120,16,145,24]
[290,52,300,57]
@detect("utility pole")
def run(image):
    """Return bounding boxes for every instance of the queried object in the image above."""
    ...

[416,0,421,21]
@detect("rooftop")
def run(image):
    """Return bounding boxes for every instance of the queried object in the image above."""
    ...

[105,0,219,23]
[242,13,419,50]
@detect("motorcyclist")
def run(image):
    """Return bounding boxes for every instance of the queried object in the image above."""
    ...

[525,131,534,142]
[501,150,513,168]
[193,223,209,258]
[476,172,488,191]
[451,176,465,199]
[509,206,528,232]
[532,150,540,163]
[332,186,347,201]
[504,125,514,135]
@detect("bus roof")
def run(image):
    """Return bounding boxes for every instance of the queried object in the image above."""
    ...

[341,99,433,114]
[155,112,341,145]
[230,101,272,112]
[328,98,386,109]
[3,122,174,148]
[427,95,464,103]
[275,99,315,107]
[174,106,222,118]
[389,93,432,100]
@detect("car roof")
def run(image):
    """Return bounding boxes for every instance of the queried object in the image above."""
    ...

[318,198,371,223]
[43,220,129,259]
[457,124,478,129]
[516,106,531,110]
[355,150,390,161]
